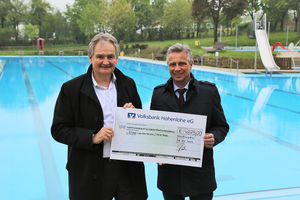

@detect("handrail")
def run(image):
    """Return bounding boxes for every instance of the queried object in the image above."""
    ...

[291,55,296,68]
[230,57,239,74]
[0,59,7,78]
[78,51,84,56]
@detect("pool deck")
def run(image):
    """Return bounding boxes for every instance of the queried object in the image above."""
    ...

[193,64,300,74]
[214,187,300,200]
[123,56,300,74]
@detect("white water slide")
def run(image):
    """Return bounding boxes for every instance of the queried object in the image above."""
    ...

[255,29,280,72]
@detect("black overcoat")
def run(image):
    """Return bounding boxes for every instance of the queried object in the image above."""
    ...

[51,65,147,200]
[150,74,229,196]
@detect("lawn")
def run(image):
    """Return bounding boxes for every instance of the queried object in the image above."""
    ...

[0,31,298,69]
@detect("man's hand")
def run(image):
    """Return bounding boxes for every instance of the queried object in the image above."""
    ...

[92,127,114,144]
[123,102,135,109]
[203,133,214,148]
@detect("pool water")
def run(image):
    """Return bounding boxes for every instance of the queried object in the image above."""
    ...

[0,56,299,200]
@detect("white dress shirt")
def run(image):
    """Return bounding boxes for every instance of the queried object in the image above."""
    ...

[173,81,189,101]
[92,72,117,158]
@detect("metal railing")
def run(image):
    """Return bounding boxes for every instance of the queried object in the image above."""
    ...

[230,57,239,74]
[78,51,84,56]
[0,59,7,77]
[58,51,64,56]
[291,55,296,68]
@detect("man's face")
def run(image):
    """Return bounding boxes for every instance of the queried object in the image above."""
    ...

[89,41,118,77]
[168,51,192,88]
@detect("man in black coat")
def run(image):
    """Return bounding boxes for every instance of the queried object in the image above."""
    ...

[150,43,229,200]
[51,33,147,200]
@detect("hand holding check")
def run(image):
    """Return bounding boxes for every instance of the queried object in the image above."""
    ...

[92,127,114,144]
[92,102,134,144]
[203,133,214,148]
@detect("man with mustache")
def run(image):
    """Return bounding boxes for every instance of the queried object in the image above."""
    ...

[51,33,147,200]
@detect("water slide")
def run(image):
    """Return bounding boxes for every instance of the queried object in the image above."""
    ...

[255,29,280,72]
[272,42,291,51]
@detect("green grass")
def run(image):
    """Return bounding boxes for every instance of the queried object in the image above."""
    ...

[0,31,298,69]
[127,33,262,60]
[133,31,299,58]
[1,32,298,58]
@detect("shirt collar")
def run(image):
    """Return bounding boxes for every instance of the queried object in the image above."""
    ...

[173,81,189,92]
[92,71,116,88]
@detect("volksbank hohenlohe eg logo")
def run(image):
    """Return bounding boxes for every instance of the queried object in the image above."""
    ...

[127,113,136,119]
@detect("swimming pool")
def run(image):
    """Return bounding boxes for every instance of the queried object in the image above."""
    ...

[0,56,299,200]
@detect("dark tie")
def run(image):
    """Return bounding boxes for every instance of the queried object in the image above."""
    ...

[177,88,187,106]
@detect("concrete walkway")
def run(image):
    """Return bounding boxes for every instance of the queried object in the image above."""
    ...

[192,64,300,74]
[214,187,300,200]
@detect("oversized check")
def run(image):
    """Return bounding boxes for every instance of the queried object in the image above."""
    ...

[110,108,207,167]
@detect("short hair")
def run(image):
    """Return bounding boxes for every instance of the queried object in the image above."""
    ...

[166,43,193,63]
[88,33,120,57]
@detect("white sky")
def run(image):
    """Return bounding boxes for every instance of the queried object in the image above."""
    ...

[24,0,75,12]
[46,0,74,11]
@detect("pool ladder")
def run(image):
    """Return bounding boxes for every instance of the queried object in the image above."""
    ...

[230,58,239,74]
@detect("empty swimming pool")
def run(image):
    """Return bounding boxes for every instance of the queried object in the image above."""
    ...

[0,56,299,200]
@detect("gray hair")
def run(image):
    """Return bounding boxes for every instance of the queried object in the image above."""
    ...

[88,33,120,57]
[166,43,193,63]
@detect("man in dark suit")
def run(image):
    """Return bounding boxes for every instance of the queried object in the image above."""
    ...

[150,43,229,200]
[51,33,147,200]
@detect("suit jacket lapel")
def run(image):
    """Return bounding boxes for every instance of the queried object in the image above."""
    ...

[186,74,196,104]
[164,78,181,111]
[114,68,128,107]
[80,65,101,107]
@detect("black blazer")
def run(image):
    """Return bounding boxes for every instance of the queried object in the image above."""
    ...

[51,65,147,200]
[150,74,229,196]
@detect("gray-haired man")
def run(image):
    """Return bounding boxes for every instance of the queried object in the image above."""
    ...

[150,43,229,200]
[51,33,148,200]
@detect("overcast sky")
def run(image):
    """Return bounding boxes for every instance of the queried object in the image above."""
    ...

[24,0,75,12]
[46,0,74,11]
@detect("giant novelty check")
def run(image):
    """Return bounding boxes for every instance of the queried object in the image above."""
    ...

[110,108,207,167]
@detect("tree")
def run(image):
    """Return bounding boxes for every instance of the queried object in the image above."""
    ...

[77,1,105,40]
[65,0,90,43]
[132,0,153,40]
[151,0,167,21]
[0,0,11,28]
[222,0,247,36]
[194,0,247,43]
[151,0,167,40]
[41,10,69,42]
[192,0,208,38]
[286,0,300,33]
[261,0,292,31]
[223,0,247,21]
[29,0,52,36]
[161,0,193,39]
[24,23,39,43]
[245,0,262,20]
[107,0,137,42]
[0,28,13,45]
[7,0,28,41]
